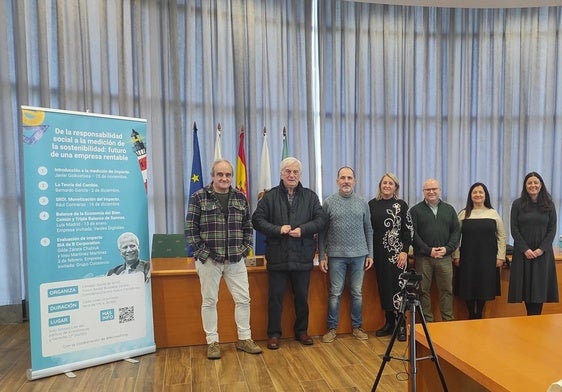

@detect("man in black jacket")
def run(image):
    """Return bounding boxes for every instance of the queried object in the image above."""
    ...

[252,157,326,349]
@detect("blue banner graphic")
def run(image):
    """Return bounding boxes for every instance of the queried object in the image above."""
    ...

[20,106,154,380]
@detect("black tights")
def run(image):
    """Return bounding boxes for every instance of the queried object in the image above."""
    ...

[466,299,486,319]
[524,302,543,316]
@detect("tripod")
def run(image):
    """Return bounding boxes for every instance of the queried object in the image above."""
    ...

[372,291,448,392]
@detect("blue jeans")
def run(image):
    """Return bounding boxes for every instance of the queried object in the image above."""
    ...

[327,256,366,329]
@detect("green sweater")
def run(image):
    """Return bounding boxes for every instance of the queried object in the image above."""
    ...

[409,200,460,257]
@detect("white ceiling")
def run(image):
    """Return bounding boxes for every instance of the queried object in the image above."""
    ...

[347,0,562,8]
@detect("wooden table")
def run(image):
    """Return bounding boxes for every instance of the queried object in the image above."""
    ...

[413,314,562,392]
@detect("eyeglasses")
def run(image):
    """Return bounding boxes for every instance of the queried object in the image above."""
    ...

[214,172,232,178]
[423,188,439,192]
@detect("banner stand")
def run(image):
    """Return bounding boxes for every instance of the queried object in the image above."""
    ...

[20,106,154,380]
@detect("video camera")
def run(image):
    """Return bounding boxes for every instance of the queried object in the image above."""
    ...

[399,269,422,293]
[393,269,423,313]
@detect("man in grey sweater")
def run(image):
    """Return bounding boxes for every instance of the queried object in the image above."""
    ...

[318,166,374,343]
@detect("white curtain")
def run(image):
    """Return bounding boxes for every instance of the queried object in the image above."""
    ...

[0,0,312,315]
[2,0,562,315]
[179,0,315,205]
[318,2,562,242]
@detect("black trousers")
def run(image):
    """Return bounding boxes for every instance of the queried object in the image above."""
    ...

[267,270,311,338]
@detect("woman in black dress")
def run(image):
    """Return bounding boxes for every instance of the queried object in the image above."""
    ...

[452,183,506,319]
[508,172,558,315]
[369,173,413,341]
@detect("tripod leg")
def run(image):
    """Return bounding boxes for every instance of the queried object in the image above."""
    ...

[416,304,448,392]
[408,304,418,392]
[372,312,405,391]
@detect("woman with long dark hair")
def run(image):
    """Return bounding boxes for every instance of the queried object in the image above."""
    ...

[453,183,506,319]
[508,172,559,315]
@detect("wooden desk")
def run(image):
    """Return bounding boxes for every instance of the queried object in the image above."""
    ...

[150,257,384,347]
[151,248,562,348]
[413,314,562,392]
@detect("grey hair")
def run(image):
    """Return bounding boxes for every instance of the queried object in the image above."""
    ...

[210,159,234,176]
[117,232,139,248]
[280,157,302,174]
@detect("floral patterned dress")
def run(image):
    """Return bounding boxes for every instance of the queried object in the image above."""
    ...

[368,197,413,311]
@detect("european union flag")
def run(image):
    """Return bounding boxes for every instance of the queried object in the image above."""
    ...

[189,122,203,197]
[187,122,203,257]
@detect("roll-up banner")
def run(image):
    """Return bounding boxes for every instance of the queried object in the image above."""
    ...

[20,106,154,380]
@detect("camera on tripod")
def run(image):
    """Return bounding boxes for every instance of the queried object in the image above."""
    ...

[399,269,422,293]
[394,269,423,314]
[374,267,448,391]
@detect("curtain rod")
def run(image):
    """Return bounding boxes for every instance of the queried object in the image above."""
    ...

[347,0,562,8]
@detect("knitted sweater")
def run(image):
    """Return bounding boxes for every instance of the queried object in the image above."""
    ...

[318,192,373,259]
[409,199,460,257]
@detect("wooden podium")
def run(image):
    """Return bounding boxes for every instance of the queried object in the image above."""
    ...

[150,248,562,348]
[150,257,384,347]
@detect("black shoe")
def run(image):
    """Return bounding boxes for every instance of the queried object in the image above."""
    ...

[375,323,395,337]
[397,326,406,342]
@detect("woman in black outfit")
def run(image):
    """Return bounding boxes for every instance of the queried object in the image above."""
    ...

[508,172,558,315]
[452,183,506,319]
[369,173,413,341]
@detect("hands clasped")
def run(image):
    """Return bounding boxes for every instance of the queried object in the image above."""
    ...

[280,225,301,238]
[431,246,447,258]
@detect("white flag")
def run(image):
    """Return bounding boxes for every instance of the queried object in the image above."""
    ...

[214,123,222,161]
[258,128,271,199]
[255,128,271,255]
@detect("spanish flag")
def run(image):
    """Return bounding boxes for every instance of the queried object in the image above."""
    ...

[236,127,253,257]
[236,127,250,201]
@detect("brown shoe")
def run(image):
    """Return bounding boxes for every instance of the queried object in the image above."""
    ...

[267,337,279,350]
[296,334,313,345]
[207,342,221,359]
[236,339,263,354]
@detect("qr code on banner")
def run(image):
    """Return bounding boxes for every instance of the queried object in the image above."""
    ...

[119,306,135,323]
